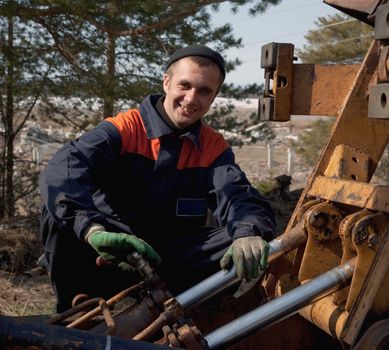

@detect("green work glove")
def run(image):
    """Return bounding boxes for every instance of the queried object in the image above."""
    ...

[88,231,162,267]
[220,236,269,282]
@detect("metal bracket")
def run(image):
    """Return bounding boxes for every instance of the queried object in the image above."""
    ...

[258,96,274,121]
[298,202,344,282]
[259,43,294,122]
[368,4,389,119]
[374,3,389,40]
[368,82,389,118]
[261,42,278,69]
[323,144,371,182]
[259,42,360,121]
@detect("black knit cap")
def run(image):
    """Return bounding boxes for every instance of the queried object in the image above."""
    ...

[165,44,226,81]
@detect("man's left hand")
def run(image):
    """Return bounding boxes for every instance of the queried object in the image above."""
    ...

[220,236,269,282]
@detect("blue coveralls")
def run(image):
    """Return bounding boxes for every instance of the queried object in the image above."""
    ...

[40,94,275,312]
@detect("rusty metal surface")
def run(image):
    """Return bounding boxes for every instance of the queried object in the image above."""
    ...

[334,210,371,305]
[260,45,362,119]
[258,9,389,348]
[292,64,360,117]
[261,42,278,69]
[65,281,144,329]
[260,43,294,121]
[323,144,371,182]
[91,288,170,339]
[375,4,389,40]
[324,0,380,14]
[267,220,308,263]
[263,221,308,299]
[287,41,383,232]
[298,210,389,340]
[377,47,389,82]
[176,324,205,350]
[299,295,348,339]
[308,176,389,213]
[368,83,389,118]
[272,44,294,121]
[133,298,184,341]
[341,217,389,345]
[324,0,380,24]
[298,202,344,282]
[47,297,103,326]
[345,213,389,311]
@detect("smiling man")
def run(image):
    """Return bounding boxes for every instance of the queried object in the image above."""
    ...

[40,44,276,312]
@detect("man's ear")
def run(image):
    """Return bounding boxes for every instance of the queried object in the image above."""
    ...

[163,73,170,94]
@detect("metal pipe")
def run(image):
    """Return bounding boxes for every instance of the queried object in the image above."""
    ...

[133,312,168,341]
[66,281,144,328]
[176,224,307,308]
[204,258,356,350]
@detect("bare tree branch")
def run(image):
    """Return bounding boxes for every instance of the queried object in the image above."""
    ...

[41,98,89,131]
[14,66,52,136]
[82,0,225,37]
[36,17,86,75]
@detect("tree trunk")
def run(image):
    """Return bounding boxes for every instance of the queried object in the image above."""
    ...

[0,126,4,218]
[3,15,15,218]
[103,33,116,118]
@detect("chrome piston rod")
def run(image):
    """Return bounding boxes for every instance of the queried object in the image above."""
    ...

[175,224,307,309]
[204,258,356,350]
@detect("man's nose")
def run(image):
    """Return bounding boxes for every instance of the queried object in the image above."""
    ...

[184,88,196,102]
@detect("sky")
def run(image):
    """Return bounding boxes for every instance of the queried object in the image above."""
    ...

[211,0,340,86]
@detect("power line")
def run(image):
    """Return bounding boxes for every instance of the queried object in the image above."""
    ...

[213,1,322,26]
[316,33,373,46]
[241,33,374,64]
[242,18,358,47]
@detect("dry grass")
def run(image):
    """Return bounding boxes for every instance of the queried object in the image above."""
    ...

[0,218,42,273]
[0,217,56,316]
[0,271,55,316]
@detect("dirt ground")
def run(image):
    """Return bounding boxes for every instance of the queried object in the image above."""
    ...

[0,218,56,316]
[0,271,55,316]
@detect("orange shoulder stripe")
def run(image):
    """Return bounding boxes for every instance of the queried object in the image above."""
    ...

[177,124,228,169]
[106,110,160,160]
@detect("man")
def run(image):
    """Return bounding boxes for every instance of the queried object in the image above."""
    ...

[40,44,276,312]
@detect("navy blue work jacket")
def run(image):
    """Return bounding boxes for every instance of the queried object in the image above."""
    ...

[39,95,275,250]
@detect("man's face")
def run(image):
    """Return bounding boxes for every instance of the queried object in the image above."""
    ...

[163,58,221,129]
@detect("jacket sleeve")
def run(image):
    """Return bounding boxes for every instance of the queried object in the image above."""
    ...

[39,121,122,240]
[209,147,276,241]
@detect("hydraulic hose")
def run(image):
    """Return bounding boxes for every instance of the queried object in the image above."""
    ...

[0,315,174,350]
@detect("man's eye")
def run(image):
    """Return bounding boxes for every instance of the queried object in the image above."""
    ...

[199,89,212,96]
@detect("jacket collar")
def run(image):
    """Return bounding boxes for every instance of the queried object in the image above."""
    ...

[139,94,201,148]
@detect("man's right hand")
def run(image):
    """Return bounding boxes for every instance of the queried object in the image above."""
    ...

[88,231,162,267]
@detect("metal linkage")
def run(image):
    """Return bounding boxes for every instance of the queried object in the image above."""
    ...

[48,282,145,330]
[368,3,389,119]
[133,298,184,341]
[204,258,356,350]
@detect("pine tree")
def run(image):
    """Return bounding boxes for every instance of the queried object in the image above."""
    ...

[0,0,282,218]
[296,13,373,64]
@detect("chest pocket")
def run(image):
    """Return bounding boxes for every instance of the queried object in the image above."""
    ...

[176,198,207,217]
